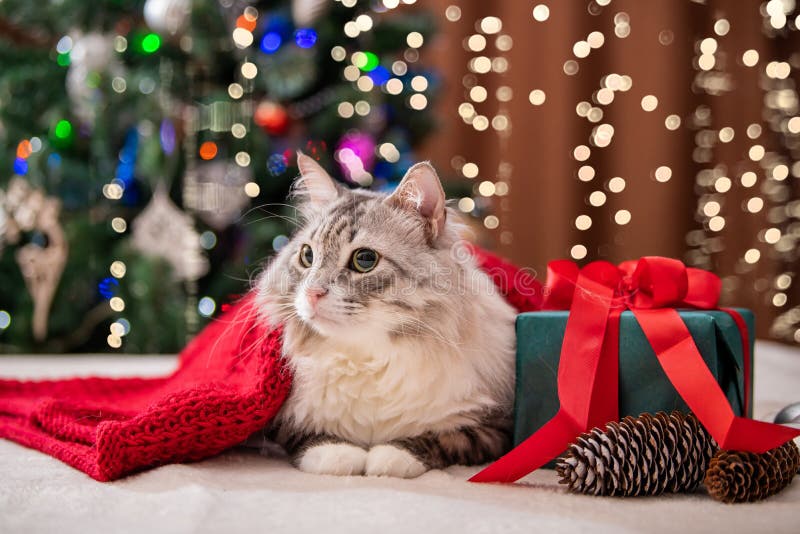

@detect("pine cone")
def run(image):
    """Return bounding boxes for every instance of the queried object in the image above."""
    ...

[705,440,800,503]
[556,411,717,496]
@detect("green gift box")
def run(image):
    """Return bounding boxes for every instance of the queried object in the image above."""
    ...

[513,309,754,451]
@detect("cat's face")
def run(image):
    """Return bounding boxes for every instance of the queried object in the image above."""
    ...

[257,153,465,342]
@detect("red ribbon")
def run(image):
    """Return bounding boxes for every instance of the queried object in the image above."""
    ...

[470,257,799,484]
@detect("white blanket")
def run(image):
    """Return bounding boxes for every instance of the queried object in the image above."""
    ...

[1,343,799,534]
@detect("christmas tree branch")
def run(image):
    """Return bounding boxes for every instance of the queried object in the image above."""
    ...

[0,16,55,48]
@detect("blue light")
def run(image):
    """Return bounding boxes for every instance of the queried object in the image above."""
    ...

[260,32,282,54]
[13,157,28,175]
[117,318,131,335]
[198,296,216,317]
[47,153,62,168]
[98,277,119,299]
[160,120,176,155]
[272,234,289,251]
[267,153,287,175]
[369,65,391,85]
[294,28,317,49]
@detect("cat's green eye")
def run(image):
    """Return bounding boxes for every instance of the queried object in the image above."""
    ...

[299,244,314,268]
[350,248,379,273]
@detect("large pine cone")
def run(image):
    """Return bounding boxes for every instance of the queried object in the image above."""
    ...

[705,440,799,503]
[556,411,717,496]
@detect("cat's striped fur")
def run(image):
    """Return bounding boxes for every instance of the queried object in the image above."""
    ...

[253,153,517,477]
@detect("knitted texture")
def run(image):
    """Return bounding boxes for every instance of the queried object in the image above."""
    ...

[0,247,540,481]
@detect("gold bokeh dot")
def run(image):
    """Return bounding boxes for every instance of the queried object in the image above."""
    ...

[228,83,244,99]
[578,165,595,182]
[654,166,672,182]
[467,34,486,52]
[573,145,591,161]
[589,191,607,206]
[563,60,579,75]
[110,260,127,278]
[608,177,626,192]
[748,144,765,161]
[244,182,260,198]
[528,89,546,105]
[109,297,125,312]
[111,217,127,233]
[483,215,500,229]
[740,171,757,187]
[665,114,681,130]
[240,62,258,79]
[614,209,631,225]
[714,176,731,192]
[462,162,479,178]
[406,31,424,48]
[532,4,550,22]
[575,214,592,230]
[746,197,764,213]
[478,181,496,196]
[445,5,461,22]
[472,115,489,131]
[480,16,502,34]
[458,197,475,212]
[744,248,761,264]
[703,201,721,217]
[470,86,488,102]
[764,228,781,244]
[709,216,725,231]
[641,95,658,111]
[570,244,587,260]
[742,49,759,67]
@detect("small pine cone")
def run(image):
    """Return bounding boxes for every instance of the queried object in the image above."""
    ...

[556,411,716,497]
[705,440,800,503]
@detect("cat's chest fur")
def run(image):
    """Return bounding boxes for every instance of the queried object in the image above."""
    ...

[277,336,496,446]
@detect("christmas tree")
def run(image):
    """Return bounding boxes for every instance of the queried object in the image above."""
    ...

[0,0,438,353]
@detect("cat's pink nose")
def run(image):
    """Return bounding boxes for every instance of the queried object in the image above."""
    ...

[305,287,328,309]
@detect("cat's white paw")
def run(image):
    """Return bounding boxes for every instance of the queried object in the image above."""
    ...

[365,444,427,478]
[297,443,367,476]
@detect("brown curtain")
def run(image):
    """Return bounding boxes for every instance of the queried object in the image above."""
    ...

[420,0,800,342]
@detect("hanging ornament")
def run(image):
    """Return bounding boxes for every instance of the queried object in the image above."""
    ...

[4,180,69,341]
[143,0,191,36]
[336,131,376,186]
[254,100,290,135]
[186,161,253,230]
[66,32,122,124]
[131,185,209,281]
[291,0,330,27]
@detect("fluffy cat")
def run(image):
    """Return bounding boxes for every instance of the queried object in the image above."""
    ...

[253,152,517,478]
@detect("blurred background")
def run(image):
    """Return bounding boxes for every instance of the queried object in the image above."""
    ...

[0,0,798,354]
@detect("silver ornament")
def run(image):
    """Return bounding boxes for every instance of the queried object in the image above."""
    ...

[131,185,209,281]
[144,0,191,36]
[185,161,253,230]
[70,32,114,72]
[291,0,331,27]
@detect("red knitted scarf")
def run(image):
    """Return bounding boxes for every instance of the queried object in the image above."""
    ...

[0,248,541,480]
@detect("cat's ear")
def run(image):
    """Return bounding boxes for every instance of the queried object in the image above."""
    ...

[294,151,339,207]
[385,162,446,239]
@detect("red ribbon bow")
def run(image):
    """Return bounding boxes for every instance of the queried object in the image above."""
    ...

[471,256,800,484]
